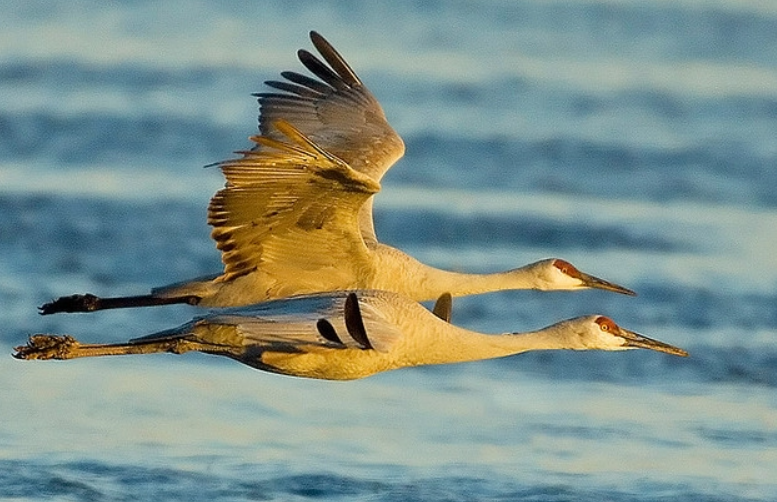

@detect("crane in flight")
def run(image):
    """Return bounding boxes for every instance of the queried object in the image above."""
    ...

[41,121,634,315]
[18,291,688,380]
[40,32,634,316]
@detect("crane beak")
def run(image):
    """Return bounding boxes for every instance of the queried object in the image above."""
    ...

[578,271,637,296]
[618,327,689,357]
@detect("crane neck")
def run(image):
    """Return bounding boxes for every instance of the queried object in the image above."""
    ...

[420,267,538,298]
[371,245,546,301]
[412,321,579,367]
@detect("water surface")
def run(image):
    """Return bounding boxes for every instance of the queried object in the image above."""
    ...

[1,1,776,500]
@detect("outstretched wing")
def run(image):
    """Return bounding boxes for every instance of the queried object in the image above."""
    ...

[149,291,405,354]
[208,120,380,285]
[255,31,405,243]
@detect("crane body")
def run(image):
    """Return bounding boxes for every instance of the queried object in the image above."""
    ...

[20,291,688,381]
[39,32,634,316]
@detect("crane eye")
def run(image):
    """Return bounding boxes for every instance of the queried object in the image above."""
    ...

[553,259,577,278]
[595,316,615,332]
[553,260,565,272]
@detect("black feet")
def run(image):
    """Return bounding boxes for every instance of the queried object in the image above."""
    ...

[39,294,101,315]
[39,293,202,315]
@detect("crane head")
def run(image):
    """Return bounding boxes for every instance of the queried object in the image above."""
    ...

[562,315,688,356]
[528,259,637,295]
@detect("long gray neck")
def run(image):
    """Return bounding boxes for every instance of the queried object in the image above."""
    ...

[411,322,577,367]
[372,245,542,301]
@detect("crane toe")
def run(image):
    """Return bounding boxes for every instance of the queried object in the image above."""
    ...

[39,294,100,315]
[13,335,79,360]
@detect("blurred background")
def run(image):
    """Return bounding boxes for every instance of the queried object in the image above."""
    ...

[1,1,776,501]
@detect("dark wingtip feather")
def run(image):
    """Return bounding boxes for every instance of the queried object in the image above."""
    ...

[316,319,345,346]
[297,49,348,91]
[308,31,362,87]
[432,292,453,323]
[280,71,332,94]
[263,79,320,98]
[344,292,373,350]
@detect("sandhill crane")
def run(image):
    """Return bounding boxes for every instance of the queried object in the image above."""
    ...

[18,291,687,380]
[39,32,634,316]
[41,122,634,315]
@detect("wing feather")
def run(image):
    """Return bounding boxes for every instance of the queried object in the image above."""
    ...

[254,31,405,178]
[309,31,362,86]
[297,49,351,91]
[254,31,405,244]
[264,79,322,98]
[201,292,403,353]
[209,120,380,282]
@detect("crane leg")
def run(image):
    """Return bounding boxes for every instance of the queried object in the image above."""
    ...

[13,334,231,361]
[39,293,201,315]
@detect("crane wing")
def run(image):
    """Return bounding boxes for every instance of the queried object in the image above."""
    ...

[133,292,404,354]
[208,120,381,284]
[229,292,404,354]
[255,31,405,243]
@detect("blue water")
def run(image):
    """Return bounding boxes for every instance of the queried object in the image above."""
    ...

[2,1,776,500]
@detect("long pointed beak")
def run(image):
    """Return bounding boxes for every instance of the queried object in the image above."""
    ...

[618,327,689,357]
[579,271,637,296]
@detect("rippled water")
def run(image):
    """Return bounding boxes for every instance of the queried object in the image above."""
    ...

[2,1,776,501]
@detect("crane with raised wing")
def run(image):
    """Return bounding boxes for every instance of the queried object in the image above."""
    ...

[40,32,634,316]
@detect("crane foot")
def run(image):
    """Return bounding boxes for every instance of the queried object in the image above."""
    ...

[39,294,100,315]
[13,335,79,360]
